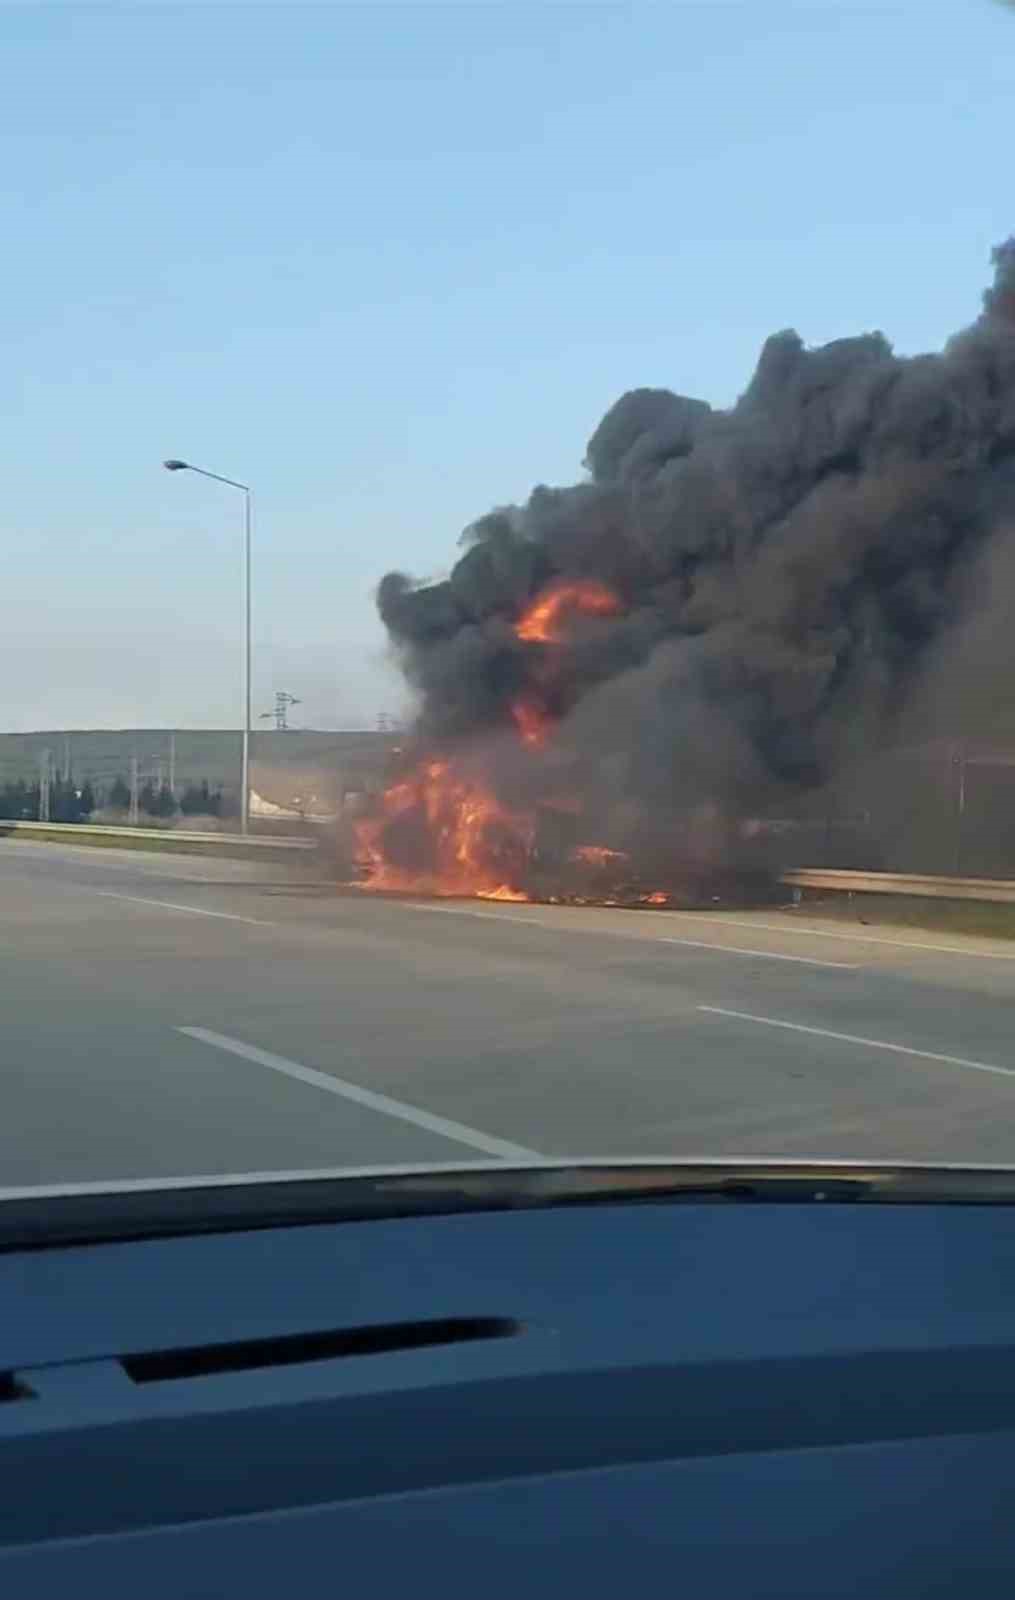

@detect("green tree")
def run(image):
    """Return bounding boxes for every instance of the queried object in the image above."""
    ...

[79,780,96,817]
[153,783,177,818]
[139,780,160,817]
[51,777,85,823]
[108,775,131,811]
[180,779,224,817]
[179,781,209,816]
[0,782,25,819]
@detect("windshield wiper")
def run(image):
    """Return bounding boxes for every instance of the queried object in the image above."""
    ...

[3,1160,1015,1251]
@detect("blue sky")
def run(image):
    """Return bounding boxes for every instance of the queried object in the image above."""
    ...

[3,0,1014,731]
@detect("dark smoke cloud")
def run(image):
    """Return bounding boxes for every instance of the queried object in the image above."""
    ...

[376,241,1015,828]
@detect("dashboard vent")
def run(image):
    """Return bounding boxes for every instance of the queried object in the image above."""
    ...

[121,1315,519,1384]
[0,1373,33,1404]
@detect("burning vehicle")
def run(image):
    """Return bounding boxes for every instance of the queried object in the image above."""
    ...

[352,579,767,906]
[354,240,1015,906]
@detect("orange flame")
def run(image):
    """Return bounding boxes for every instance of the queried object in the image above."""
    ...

[510,697,552,747]
[572,845,629,867]
[515,579,621,644]
[355,758,532,901]
[355,578,630,903]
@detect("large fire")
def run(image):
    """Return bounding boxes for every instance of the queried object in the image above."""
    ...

[354,759,533,901]
[354,578,655,902]
[514,579,621,643]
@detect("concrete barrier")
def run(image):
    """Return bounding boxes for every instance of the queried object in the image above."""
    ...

[783,867,1015,905]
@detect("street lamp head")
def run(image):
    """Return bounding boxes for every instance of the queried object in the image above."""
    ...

[163,458,189,472]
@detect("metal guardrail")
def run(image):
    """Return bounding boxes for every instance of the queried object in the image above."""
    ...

[0,819,316,851]
[783,868,1015,905]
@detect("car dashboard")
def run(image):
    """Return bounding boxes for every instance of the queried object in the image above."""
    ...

[1,1162,1015,1597]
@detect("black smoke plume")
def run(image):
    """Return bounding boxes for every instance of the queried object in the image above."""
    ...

[376,241,1015,847]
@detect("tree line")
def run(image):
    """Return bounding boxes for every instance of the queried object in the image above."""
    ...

[0,776,229,823]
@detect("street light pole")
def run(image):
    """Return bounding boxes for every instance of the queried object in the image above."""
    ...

[240,483,252,836]
[163,459,252,835]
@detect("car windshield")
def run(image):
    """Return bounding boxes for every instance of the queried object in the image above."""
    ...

[4,0,1015,1210]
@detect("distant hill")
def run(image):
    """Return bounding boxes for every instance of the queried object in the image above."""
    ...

[0,729,398,804]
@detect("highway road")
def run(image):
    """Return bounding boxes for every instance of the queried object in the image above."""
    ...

[5,836,1015,1186]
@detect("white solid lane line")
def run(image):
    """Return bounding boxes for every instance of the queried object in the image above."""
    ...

[658,936,856,970]
[699,1005,1015,1082]
[178,1027,539,1161]
[395,900,856,968]
[96,891,274,927]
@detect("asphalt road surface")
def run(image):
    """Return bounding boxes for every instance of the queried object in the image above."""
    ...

[5,836,1015,1187]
